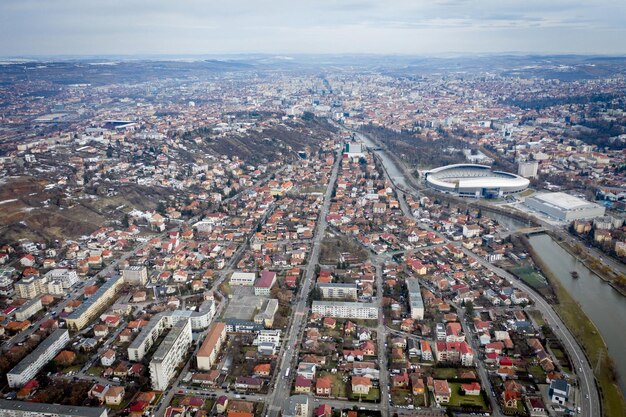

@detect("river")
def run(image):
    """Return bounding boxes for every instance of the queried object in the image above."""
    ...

[528,234,626,396]
[353,127,626,395]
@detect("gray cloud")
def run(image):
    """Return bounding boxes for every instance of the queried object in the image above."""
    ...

[0,0,625,56]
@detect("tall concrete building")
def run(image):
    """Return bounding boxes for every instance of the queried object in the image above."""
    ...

[406,279,424,320]
[122,266,148,285]
[518,160,539,178]
[149,319,193,391]
[311,301,378,319]
[196,322,227,370]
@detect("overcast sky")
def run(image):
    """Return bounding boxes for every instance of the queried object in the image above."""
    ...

[1,0,625,56]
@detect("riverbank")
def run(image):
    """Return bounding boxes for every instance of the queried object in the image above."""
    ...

[548,232,626,297]
[523,236,626,417]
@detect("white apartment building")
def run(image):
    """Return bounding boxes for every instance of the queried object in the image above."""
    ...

[14,275,48,300]
[254,329,281,346]
[7,329,70,388]
[44,268,79,289]
[128,300,215,361]
[149,319,193,391]
[406,279,424,320]
[318,283,358,300]
[65,275,124,331]
[48,280,65,296]
[122,266,148,286]
[14,297,43,321]
[311,301,378,319]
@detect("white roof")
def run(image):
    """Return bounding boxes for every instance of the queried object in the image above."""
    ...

[531,192,596,210]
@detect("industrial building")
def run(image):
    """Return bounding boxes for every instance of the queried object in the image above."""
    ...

[311,301,378,319]
[524,192,606,221]
[149,319,193,391]
[406,279,424,320]
[7,329,70,388]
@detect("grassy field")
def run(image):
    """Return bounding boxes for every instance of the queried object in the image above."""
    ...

[350,387,380,402]
[510,266,548,289]
[448,383,488,410]
[529,242,626,417]
[433,368,458,379]
[319,371,348,398]
[527,309,546,327]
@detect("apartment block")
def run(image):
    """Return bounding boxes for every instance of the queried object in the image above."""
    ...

[311,301,378,319]
[7,329,70,388]
[196,322,227,370]
[318,283,358,300]
[65,275,124,331]
[149,319,193,391]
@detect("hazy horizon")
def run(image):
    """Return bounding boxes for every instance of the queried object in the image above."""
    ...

[1,1,626,56]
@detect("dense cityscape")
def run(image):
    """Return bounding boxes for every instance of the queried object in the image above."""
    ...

[1,2,626,417]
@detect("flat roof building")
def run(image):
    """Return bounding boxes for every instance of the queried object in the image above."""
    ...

[0,399,107,417]
[7,329,70,388]
[230,272,256,286]
[197,322,227,371]
[318,283,358,300]
[149,319,193,391]
[525,192,606,221]
[311,301,378,320]
[65,275,124,331]
[406,279,424,320]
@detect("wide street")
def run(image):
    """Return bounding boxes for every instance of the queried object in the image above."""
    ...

[265,150,341,416]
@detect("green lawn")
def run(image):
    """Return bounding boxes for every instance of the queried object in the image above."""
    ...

[319,371,347,398]
[448,383,488,410]
[527,309,545,327]
[528,364,546,381]
[510,266,547,289]
[391,389,412,406]
[433,368,458,379]
[350,387,380,402]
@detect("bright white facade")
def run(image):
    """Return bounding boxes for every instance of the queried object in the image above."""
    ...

[7,329,70,388]
[149,319,193,391]
[312,301,378,319]
[425,164,529,198]
[230,271,256,286]
[525,192,606,221]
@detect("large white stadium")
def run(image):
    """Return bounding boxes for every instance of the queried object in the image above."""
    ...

[424,163,530,198]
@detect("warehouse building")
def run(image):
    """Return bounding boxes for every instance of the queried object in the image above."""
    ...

[524,192,606,221]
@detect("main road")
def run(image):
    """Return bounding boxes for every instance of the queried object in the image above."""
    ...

[265,150,341,416]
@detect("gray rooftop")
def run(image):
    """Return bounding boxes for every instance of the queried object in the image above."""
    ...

[67,275,123,320]
[0,399,107,417]
[152,319,190,363]
[8,329,69,375]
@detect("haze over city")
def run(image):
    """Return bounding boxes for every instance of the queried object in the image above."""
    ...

[0,2,625,417]
[1,0,626,56]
